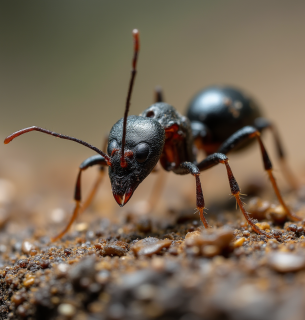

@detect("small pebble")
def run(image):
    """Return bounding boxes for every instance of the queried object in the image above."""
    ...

[268,252,305,273]
[75,222,88,232]
[22,241,36,254]
[23,276,35,287]
[132,237,172,257]
[287,224,297,232]
[99,241,129,257]
[234,237,246,248]
[266,205,287,224]
[58,303,76,317]
[255,222,270,230]
[248,197,270,220]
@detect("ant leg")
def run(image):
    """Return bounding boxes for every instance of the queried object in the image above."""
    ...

[178,162,209,228]
[147,166,166,212]
[79,135,109,215]
[51,155,108,242]
[255,117,300,190]
[218,126,301,222]
[78,168,105,215]
[194,154,272,237]
[154,86,164,103]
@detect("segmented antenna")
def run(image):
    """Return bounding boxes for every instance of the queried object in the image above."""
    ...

[4,126,112,165]
[120,29,140,168]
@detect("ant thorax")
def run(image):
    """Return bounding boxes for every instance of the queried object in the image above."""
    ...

[140,103,195,172]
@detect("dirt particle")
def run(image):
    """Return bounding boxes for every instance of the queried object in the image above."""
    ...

[131,237,172,257]
[287,224,297,232]
[11,293,25,306]
[99,241,129,257]
[23,276,35,287]
[75,222,88,232]
[255,222,270,230]
[58,303,76,317]
[64,248,72,255]
[22,241,36,254]
[18,259,29,268]
[248,197,270,220]
[266,205,287,224]
[234,237,246,248]
[268,252,305,273]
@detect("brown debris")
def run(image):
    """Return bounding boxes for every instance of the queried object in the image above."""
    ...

[131,237,172,257]
[99,241,129,257]
[21,241,37,254]
[247,197,270,220]
[185,227,234,257]
[266,204,289,224]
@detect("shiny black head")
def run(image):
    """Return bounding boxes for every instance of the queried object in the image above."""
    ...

[108,115,165,206]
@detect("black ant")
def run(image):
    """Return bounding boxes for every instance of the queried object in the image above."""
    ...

[4,30,301,241]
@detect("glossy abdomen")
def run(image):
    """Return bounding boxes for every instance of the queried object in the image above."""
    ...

[186,86,262,154]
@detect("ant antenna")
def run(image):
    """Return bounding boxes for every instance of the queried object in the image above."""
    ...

[4,126,112,165]
[120,29,140,168]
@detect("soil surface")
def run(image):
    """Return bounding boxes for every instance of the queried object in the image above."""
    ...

[1,176,305,320]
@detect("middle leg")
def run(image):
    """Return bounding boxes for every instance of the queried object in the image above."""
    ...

[178,162,209,228]
[195,154,272,237]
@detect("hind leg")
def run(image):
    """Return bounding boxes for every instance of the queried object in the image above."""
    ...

[255,117,300,190]
[218,126,301,222]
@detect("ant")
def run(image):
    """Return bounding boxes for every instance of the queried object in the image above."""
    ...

[4,29,301,241]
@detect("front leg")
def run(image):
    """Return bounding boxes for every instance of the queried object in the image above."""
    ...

[79,135,109,215]
[195,153,272,238]
[51,155,108,242]
[179,162,209,229]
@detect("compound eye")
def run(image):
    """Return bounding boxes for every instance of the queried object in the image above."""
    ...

[135,143,150,163]
[107,140,119,156]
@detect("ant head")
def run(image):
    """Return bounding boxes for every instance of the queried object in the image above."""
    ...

[106,29,166,206]
[108,116,165,206]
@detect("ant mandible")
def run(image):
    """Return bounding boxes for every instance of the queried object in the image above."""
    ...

[4,29,301,241]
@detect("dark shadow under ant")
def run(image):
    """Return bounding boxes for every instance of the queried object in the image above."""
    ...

[4,29,301,241]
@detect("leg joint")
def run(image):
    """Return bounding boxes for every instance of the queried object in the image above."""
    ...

[249,131,260,139]
[213,153,228,164]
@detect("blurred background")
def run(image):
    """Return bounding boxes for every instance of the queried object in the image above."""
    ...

[0,0,305,226]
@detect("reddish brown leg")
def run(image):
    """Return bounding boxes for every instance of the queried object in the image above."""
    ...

[51,155,108,242]
[194,154,272,237]
[218,126,301,222]
[79,169,105,215]
[195,175,209,228]
[255,118,300,190]
[51,201,81,242]
[79,136,109,215]
[180,162,209,228]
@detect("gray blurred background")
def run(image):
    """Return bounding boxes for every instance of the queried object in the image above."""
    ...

[1,0,305,212]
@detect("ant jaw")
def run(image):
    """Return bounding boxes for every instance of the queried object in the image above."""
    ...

[113,189,133,207]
